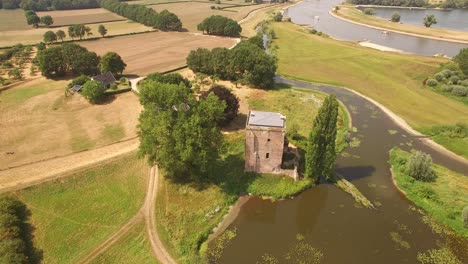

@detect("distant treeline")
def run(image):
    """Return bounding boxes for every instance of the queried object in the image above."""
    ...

[0,0,99,10]
[348,0,468,8]
[99,0,182,31]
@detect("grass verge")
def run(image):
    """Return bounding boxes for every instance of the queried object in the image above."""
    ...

[91,220,158,264]
[389,148,468,238]
[14,154,149,263]
[271,21,468,158]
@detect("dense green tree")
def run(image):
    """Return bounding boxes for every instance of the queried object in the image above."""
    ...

[56,30,66,41]
[423,14,437,27]
[201,85,239,126]
[25,10,40,28]
[454,48,468,76]
[197,15,241,37]
[40,15,53,27]
[98,24,107,37]
[38,46,66,77]
[81,80,107,104]
[137,81,225,178]
[391,12,400,22]
[349,0,427,7]
[247,34,265,50]
[43,30,57,44]
[154,10,182,31]
[407,151,436,182]
[99,52,126,76]
[305,95,339,181]
[144,72,190,88]
[68,24,86,40]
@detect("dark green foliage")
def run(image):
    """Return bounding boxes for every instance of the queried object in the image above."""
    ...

[391,12,400,22]
[450,85,468,96]
[99,0,182,31]
[81,80,106,103]
[305,95,339,181]
[0,195,35,264]
[434,72,445,82]
[137,81,225,179]
[144,72,190,88]
[247,34,265,50]
[273,12,283,22]
[43,30,57,43]
[349,0,428,7]
[430,123,468,138]
[19,0,99,11]
[423,14,437,27]
[197,15,242,37]
[68,24,86,40]
[56,30,66,41]
[454,48,468,76]
[186,42,277,89]
[40,15,53,27]
[2,0,21,9]
[67,74,91,88]
[25,10,40,28]
[426,78,438,87]
[200,84,239,126]
[363,8,376,15]
[38,43,99,78]
[98,24,107,37]
[99,52,126,76]
[407,150,436,182]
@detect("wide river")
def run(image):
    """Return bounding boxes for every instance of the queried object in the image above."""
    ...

[284,0,468,57]
[217,76,468,263]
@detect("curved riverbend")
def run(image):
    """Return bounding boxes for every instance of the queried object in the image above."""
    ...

[217,76,468,263]
[285,0,468,57]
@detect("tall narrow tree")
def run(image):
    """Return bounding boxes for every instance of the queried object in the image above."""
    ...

[305,95,339,181]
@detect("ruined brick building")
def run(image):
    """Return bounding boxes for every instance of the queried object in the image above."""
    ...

[245,110,287,174]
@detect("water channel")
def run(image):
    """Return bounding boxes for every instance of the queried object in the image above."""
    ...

[217,76,468,263]
[283,0,468,57]
[356,6,468,31]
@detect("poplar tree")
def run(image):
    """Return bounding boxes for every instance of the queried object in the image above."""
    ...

[305,95,339,181]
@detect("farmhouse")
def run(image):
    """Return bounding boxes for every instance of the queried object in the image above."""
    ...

[245,110,287,174]
[92,72,116,87]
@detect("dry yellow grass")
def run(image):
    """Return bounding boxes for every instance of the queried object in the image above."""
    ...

[150,2,269,32]
[0,20,153,47]
[0,78,142,169]
[37,8,125,27]
[80,31,238,75]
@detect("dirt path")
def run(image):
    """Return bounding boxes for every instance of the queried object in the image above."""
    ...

[0,138,140,193]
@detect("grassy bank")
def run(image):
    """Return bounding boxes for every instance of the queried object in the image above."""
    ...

[155,86,350,263]
[14,154,149,263]
[389,148,468,237]
[91,221,158,264]
[271,22,468,158]
[334,6,468,43]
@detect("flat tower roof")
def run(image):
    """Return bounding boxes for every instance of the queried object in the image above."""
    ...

[247,110,285,128]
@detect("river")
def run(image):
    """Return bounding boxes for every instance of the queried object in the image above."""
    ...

[283,0,468,57]
[357,6,468,32]
[216,76,468,263]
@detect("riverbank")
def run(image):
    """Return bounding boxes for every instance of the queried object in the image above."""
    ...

[388,148,468,238]
[332,6,468,44]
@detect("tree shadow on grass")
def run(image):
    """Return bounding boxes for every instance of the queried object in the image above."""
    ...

[16,200,43,264]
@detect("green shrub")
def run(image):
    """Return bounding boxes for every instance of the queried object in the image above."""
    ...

[462,206,468,227]
[68,74,91,88]
[391,12,400,22]
[273,12,283,22]
[2,61,13,68]
[434,72,445,82]
[407,151,436,182]
[7,68,22,80]
[426,78,438,87]
[440,85,452,92]
[449,75,459,84]
[459,80,468,87]
[440,69,452,78]
[451,85,468,97]
[363,8,376,15]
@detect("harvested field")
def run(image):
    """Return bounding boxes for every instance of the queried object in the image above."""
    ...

[37,8,126,27]
[0,20,153,47]
[0,78,142,169]
[150,2,267,31]
[80,31,238,75]
[0,9,29,32]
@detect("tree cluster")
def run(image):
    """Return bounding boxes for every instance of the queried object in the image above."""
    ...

[349,0,428,7]
[37,43,99,77]
[137,80,225,179]
[99,0,182,31]
[68,24,93,40]
[0,196,32,263]
[24,10,53,28]
[13,0,99,11]
[200,85,239,127]
[305,95,339,182]
[186,41,277,89]
[197,15,242,37]
[143,72,190,88]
